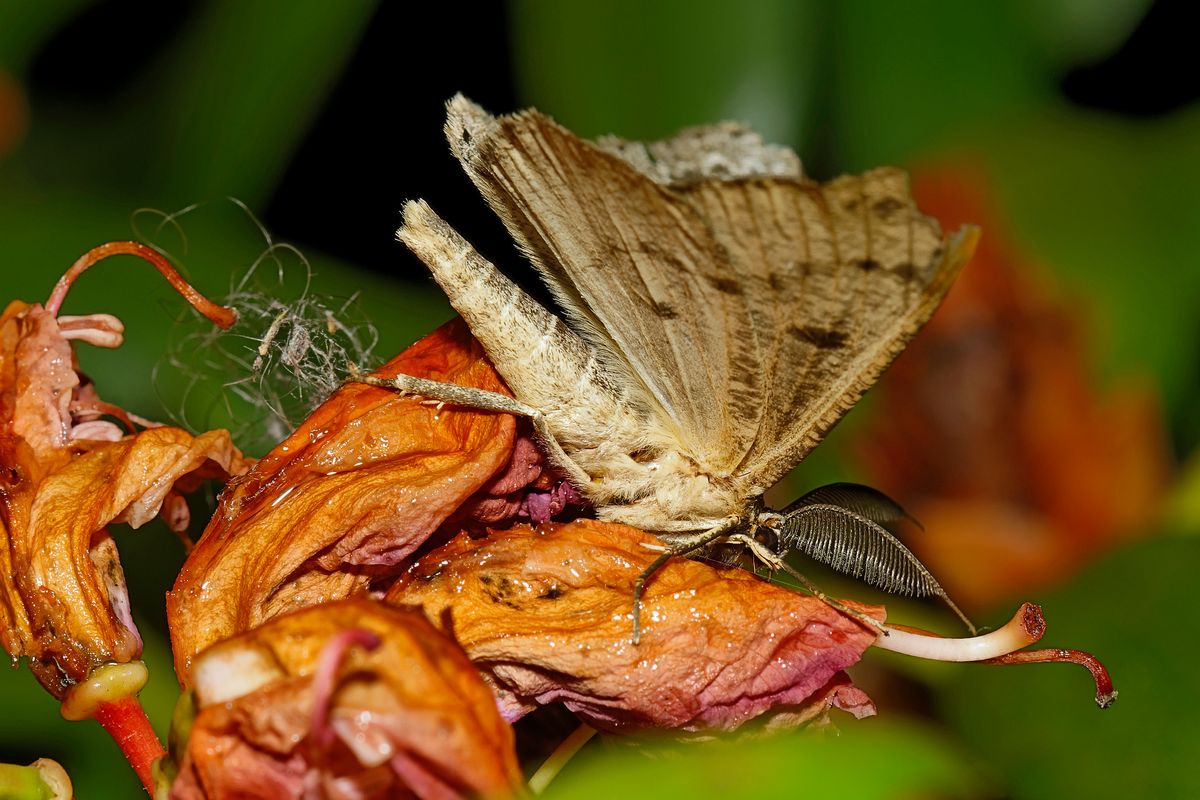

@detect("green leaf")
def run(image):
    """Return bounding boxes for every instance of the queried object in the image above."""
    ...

[543,720,983,800]
[0,0,94,71]
[827,1,1054,169]
[511,0,818,145]
[1015,0,1151,68]
[978,107,1200,431]
[141,0,377,206]
[941,536,1200,799]
[1164,452,1200,534]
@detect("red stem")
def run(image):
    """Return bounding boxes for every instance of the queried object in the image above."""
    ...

[983,647,1119,708]
[45,241,237,328]
[93,696,166,796]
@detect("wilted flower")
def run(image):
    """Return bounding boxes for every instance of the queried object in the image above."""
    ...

[0,244,247,712]
[168,319,546,677]
[170,599,523,800]
[169,316,887,738]
[388,519,882,732]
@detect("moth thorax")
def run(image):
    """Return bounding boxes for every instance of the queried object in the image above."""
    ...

[596,453,743,533]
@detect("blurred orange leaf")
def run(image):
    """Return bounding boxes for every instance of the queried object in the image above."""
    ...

[858,164,1170,608]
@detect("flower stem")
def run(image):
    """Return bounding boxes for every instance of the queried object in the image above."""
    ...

[873,602,1116,707]
[93,696,166,796]
[528,724,597,795]
[45,241,237,327]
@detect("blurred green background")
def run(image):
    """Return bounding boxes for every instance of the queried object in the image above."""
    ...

[2,1,1198,797]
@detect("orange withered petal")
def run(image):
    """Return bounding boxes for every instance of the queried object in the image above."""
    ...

[171,599,522,800]
[168,320,524,681]
[1,299,246,699]
[387,520,882,733]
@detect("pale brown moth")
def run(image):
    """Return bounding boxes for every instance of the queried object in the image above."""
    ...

[359,95,979,641]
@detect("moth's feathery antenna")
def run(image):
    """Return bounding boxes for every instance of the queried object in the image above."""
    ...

[779,500,976,634]
[790,482,925,531]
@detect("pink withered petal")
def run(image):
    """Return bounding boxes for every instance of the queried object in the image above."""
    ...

[448,429,546,526]
[172,600,522,800]
[3,301,78,457]
[387,520,882,733]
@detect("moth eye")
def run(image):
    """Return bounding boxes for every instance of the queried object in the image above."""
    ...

[753,526,779,552]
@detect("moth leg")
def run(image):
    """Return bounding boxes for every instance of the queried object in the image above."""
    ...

[631,517,741,644]
[349,369,593,489]
[729,534,887,629]
[776,561,888,636]
[724,533,785,571]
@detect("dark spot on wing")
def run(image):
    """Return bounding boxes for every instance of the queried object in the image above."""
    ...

[891,263,917,281]
[842,198,861,212]
[767,272,785,291]
[629,446,659,464]
[635,241,689,274]
[706,275,744,295]
[856,258,881,272]
[539,586,565,600]
[871,197,904,217]
[652,300,679,319]
[713,242,734,269]
[792,325,849,349]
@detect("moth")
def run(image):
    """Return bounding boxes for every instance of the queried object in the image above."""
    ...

[362,95,979,640]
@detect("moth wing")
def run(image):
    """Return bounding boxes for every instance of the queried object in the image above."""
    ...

[678,171,978,493]
[446,96,774,466]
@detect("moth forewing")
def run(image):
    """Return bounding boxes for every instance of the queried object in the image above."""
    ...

[446,95,760,472]
[397,203,647,471]
[379,96,980,640]
[395,200,738,526]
